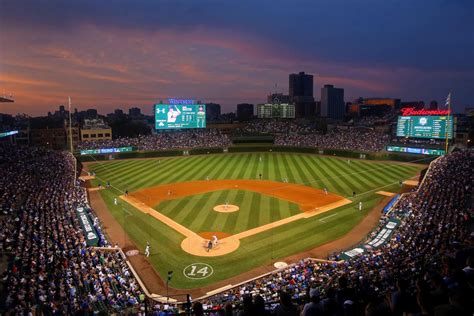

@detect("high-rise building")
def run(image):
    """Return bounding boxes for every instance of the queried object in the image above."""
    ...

[236,103,254,121]
[289,72,313,98]
[289,72,316,118]
[205,103,221,121]
[320,84,345,120]
[429,100,438,110]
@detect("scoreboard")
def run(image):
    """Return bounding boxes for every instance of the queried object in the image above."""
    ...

[257,103,295,118]
[396,115,453,139]
[155,103,206,130]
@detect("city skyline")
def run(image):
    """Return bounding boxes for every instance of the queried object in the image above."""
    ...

[1,0,473,116]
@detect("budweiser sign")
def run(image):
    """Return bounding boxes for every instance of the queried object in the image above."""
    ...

[400,107,450,116]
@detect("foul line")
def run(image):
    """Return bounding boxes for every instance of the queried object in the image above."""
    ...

[319,213,339,223]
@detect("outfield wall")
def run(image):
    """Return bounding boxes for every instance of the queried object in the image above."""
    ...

[76,145,437,164]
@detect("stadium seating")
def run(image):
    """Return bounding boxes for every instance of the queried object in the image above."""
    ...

[0,141,472,315]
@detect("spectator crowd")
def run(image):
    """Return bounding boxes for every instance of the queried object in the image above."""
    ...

[275,129,390,152]
[76,129,231,151]
[1,140,472,315]
[202,151,473,315]
[77,122,389,153]
[0,144,155,314]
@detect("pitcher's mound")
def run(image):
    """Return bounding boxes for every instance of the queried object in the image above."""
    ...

[181,236,240,257]
[213,204,239,213]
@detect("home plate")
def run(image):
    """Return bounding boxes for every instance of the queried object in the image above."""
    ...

[274,262,288,269]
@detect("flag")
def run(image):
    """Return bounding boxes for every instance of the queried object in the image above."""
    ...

[445,92,451,108]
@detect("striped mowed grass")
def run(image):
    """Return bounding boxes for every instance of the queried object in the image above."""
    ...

[88,153,423,288]
[158,190,300,235]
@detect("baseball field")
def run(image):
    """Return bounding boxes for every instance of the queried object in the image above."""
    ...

[86,152,423,291]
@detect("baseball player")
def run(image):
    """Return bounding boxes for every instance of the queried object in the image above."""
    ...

[197,105,206,128]
[145,242,150,257]
[358,201,363,211]
[114,198,118,205]
[167,105,181,123]
[207,240,213,252]
[323,187,328,195]
[212,234,218,247]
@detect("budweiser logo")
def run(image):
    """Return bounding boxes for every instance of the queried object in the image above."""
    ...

[400,107,450,116]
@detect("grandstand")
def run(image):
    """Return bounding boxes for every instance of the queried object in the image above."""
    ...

[0,123,473,315]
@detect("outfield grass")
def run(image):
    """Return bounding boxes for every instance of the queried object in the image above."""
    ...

[88,153,423,289]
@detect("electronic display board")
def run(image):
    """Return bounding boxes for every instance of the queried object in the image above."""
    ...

[80,146,133,155]
[386,146,445,156]
[155,103,206,129]
[0,130,18,138]
[396,116,453,139]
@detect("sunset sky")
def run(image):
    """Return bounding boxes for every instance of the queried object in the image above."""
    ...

[0,0,473,116]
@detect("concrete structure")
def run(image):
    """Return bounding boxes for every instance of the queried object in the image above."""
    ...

[320,85,345,120]
[28,127,79,150]
[80,118,112,142]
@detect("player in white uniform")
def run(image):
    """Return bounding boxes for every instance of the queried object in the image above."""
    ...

[212,234,218,247]
[145,242,150,257]
[167,105,181,123]
[358,201,363,211]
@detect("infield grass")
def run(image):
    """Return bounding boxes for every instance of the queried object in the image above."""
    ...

[88,153,424,289]
[157,190,300,234]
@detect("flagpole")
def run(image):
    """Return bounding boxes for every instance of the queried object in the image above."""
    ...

[68,96,77,187]
[68,96,74,153]
[445,93,451,154]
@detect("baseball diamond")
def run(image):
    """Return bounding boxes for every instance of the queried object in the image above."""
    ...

[85,152,423,289]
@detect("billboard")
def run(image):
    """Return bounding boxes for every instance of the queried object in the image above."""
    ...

[79,146,133,155]
[386,146,445,156]
[155,103,206,129]
[396,115,453,139]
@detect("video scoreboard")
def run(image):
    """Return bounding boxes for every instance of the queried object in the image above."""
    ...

[155,100,206,130]
[396,115,453,139]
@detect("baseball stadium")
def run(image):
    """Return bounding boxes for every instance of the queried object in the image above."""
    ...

[1,97,473,315]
